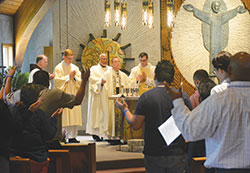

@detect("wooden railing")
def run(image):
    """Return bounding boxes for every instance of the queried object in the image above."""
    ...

[191,157,207,173]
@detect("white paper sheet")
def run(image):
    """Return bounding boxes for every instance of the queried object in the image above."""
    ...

[158,115,181,146]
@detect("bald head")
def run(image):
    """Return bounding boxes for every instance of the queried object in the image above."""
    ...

[99,53,108,67]
[228,52,250,81]
[36,55,48,70]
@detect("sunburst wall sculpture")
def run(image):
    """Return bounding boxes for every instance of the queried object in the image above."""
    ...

[80,30,131,70]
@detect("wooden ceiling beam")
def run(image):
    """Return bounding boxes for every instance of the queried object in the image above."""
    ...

[15,0,56,67]
[0,0,24,15]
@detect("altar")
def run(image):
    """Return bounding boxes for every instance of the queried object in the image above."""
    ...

[108,94,144,142]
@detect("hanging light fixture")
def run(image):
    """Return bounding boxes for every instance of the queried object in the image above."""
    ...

[142,0,148,26]
[121,2,127,30]
[167,0,175,27]
[104,0,111,27]
[114,0,121,26]
[147,1,154,29]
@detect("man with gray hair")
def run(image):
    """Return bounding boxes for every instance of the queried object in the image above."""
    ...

[28,55,55,84]
[86,53,111,141]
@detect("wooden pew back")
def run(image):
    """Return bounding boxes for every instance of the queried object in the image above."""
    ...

[60,142,96,173]
[191,157,207,173]
[48,149,71,173]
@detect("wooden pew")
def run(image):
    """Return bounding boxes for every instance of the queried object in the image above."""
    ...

[10,157,31,173]
[48,149,71,173]
[190,157,207,173]
[60,142,96,173]
[10,156,50,173]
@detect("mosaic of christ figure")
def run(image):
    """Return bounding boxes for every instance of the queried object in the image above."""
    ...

[184,0,246,74]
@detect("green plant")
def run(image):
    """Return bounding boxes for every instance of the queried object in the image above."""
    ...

[0,70,8,89]
[11,71,29,91]
[0,72,3,88]
[0,67,29,92]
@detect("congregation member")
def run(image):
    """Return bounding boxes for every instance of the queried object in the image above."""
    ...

[189,69,209,109]
[129,52,155,94]
[54,49,82,143]
[167,52,250,173]
[0,99,12,173]
[0,66,16,173]
[211,51,232,95]
[10,83,62,173]
[6,67,90,149]
[101,57,129,141]
[116,60,192,172]
[186,77,216,173]
[28,54,55,83]
[86,53,111,141]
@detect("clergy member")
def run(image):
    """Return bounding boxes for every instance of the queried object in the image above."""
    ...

[129,52,155,94]
[28,55,55,85]
[101,57,129,139]
[54,49,82,143]
[86,53,111,141]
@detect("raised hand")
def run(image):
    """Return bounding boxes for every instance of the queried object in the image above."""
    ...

[81,67,90,82]
[141,72,146,82]
[164,81,183,101]
[69,70,76,79]
[115,98,128,111]
[136,73,146,82]
[8,66,17,76]
[28,98,42,112]
[49,73,55,80]
[101,78,106,85]
[51,108,63,118]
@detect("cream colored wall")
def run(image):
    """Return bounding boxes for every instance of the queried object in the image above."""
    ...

[52,0,161,131]
[52,0,161,68]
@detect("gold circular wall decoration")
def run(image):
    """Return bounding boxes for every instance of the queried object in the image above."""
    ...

[81,38,125,69]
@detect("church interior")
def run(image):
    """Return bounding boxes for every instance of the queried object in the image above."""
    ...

[0,0,250,172]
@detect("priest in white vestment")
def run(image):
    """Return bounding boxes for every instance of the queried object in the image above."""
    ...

[101,57,129,138]
[129,52,155,94]
[86,53,111,139]
[54,49,82,143]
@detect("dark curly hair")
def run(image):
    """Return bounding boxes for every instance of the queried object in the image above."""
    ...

[193,69,209,81]
[20,83,45,108]
[138,52,148,59]
[155,60,174,83]
[198,78,216,102]
[212,51,232,72]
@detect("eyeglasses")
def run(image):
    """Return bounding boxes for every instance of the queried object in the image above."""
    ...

[101,58,108,61]
[140,59,147,62]
[66,56,73,60]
